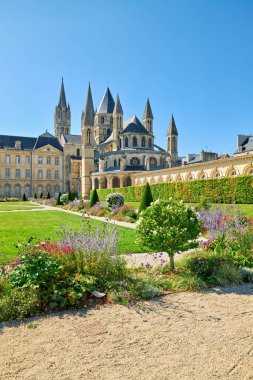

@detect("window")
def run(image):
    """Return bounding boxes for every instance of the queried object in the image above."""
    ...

[16,155,20,164]
[107,128,111,136]
[38,156,43,164]
[55,170,59,179]
[38,170,43,179]
[130,157,140,166]
[148,138,152,148]
[141,137,146,147]
[4,184,11,197]
[25,156,30,165]
[15,185,21,198]
[101,116,104,124]
[25,185,31,197]
[149,157,157,166]
[15,141,21,149]
[16,169,21,178]
[77,148,80,156]
[46,170,51,178]
[5,168,10,178]
[114,159,117,167]
[5,155,10,164]
[46,157,51,165]
[125,137,128,147]
[25,170,30,178]
[55,157,59,165]
[133,136,137,147]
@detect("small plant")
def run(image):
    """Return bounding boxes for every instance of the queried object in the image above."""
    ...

[22,193,27,201]
[90,189,99,207]
[40,192,43,198]
[47,192,51,199]
[214,264,242,286]
[138,183,153,214]
[34,193,37,199]
[106,193,124,207]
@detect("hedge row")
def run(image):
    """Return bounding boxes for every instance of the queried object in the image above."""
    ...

[96,175,253,204]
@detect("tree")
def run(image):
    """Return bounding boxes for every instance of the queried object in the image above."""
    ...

[34,193,37,199]
[136,199,201,271]
[40,193,43,199]
[22,193,27,201]
[56,192,62,206]
[47,192,51,199]
[138,183,153,214]
[90,189,99,207]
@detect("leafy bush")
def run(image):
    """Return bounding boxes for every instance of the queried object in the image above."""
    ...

[106,193,124,207]
[90,189,99,207]
[136,199,200,271]
[60,193,68,204]
[34,193,37,199]
[138,183,153,214]
[56,191,62,205]
[139,284,161,300]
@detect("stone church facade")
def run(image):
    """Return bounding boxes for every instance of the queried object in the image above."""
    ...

[0,79,252,199]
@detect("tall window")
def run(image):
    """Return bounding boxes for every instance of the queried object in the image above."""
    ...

[5,168,10,177]
[5,155,10,164]
[38,156,43,164]
[4,184,11,197]
[46,157,51,165]
[38,170,43,178]
[46,170,51,178]
[55,170,59,179]
[16,169,21,178]
[141,137,146,147]
[114,159,117,167]
[15,185,21,198]
[148,138,152,148]
[77,148,80,156]
[133,136,137,147]
[101,116,104,124]
[125,137,128,147]
[16,155,20,164]
[25,156,30,164]
[55,157,59,165]
[25,170,30,178]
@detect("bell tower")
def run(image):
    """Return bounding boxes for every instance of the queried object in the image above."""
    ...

[142,98,154,134]
[54,78,71,138]
[167,114,178,166]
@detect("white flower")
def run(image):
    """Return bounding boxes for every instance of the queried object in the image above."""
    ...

[152,230,157,235]
[154,199,160,204]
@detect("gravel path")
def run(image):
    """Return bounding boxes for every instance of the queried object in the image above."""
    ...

[0,284,252,380]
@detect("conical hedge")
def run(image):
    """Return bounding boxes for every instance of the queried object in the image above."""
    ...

[90,188,99,207]
[138,183,153,214]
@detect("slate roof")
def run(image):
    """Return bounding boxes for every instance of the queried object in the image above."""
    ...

[143,99,153,119]
[58,78,67,108]
[113,94,123,115]
[0,135,36,150]
[97,87,115,114]
[167,114,178,135]
[64,134,82,144]
[234,136,253,154]
[34,133,63,151]
[122,116,149,134]
[82,82,95,125]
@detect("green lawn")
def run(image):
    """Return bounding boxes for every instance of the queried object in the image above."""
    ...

[0,201,42,211]
[0,211,149,264]
[125,202,253,218]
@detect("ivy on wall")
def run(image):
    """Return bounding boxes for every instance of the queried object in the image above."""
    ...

[95,175,253,204]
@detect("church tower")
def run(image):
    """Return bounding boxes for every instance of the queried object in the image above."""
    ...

[142,99,154,134]
[94,87,115,144]
[112,94,123,149]
[81,82,95,198]
[54,78,71,138]
[167,114,178,166]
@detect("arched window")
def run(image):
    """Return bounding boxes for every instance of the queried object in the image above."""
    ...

[133,136,137,147]
[119,139,122,149]
[107,128,111,136]
[118,159,120,167]
[4,184,11,197]
[114,159,117,167]
[125,137,128,147]
[38,185,43,195]
[101,116,104,124]
[112,177,120,188]
[87,129,91,144]
[141,137,146,147]
[250,169,253,174]
[172,136,177,151]
[76,148,80,156]
[15,184,21,198]
[124,177,132,187]
[148,138,152,148]
[54,185,60,195]
[130,157,140,166]
[25,184,31,198]
[149,157,157,166]
[94,178,99,189]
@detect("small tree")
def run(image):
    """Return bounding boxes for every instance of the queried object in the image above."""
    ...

[34,193,37,199]
[136,199,201,272]
[47,191,51,199]
[138,183,153,214]
[90,189,99,207]
[22,193,27,201]
[40,192,43,199]
[56,192,62,206]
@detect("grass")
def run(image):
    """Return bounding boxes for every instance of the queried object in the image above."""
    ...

[125,201,253,218]
[0,201,42,211]
[0,210,150,264]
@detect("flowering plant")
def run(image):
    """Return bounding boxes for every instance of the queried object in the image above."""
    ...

[106,193,124,207]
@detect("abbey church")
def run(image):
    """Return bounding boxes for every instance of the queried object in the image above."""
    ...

[0,79,252,199]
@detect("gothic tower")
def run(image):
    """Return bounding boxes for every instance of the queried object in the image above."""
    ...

[81,82,95,198]
[142,98,154,134]
[167,114,178,166]
[94,87,115,144]
[112,94,123,149]
[54,78,71,138]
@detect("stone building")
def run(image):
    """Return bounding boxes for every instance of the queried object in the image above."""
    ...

[0,79,252,199]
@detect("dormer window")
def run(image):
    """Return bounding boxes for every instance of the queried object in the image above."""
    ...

[15,141,21,149]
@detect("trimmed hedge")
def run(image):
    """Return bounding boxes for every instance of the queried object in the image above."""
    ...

[95,175,253,204]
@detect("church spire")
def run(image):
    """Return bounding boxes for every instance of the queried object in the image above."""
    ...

[143,98,154,120]
[58,77,67,108]
[113,94,123,115]
[82,82,95,126]
[168,114,178,135]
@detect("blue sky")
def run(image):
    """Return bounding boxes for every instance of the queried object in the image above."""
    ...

[0,0,252,156]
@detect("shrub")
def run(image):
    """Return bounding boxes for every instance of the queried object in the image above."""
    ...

[173,274,206,292]
[136,199,200,271]
[139,284,161,300]
[47,192,51,199]
[90,189,99,207]
[34,193,37,199]
[60,193,68,204]
[22,193,27,201]
[214,263,243,286]
[138,183,153,214]
[40,192,43,198]
[106,193,124,207]
[56,191,62,206]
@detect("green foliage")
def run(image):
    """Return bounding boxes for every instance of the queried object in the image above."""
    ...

[22,193,27,201]
[96,175,253,204]
[106,193,124,207]
[138,183,153,214]
[172,274,206,292]
[214,264,243,286]
[34,193,37,199]
[136,199,201,271]
[40,192,43,198]
[47,192,51,199]
[90,189,99,207]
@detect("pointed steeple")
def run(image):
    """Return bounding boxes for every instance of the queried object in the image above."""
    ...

[97,87,115,114]
[58,77,67,108]
[143,98,154,119]
[83,82,95,125]
[113,94,123,115]
[168,114,178,135]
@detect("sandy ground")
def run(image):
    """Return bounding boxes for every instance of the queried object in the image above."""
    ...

[0,284,252,380]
